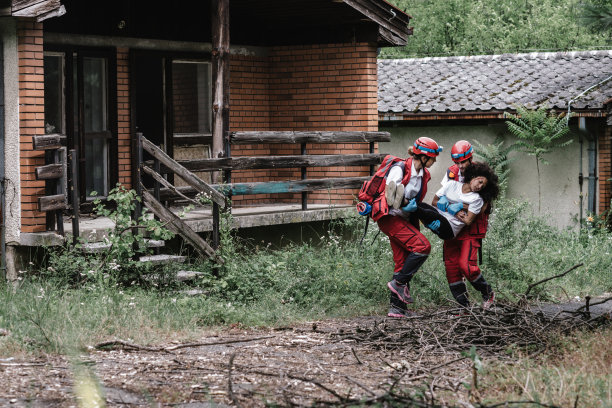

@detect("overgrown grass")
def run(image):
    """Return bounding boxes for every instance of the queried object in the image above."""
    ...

[481,326,612,407]
[0,198,610,355]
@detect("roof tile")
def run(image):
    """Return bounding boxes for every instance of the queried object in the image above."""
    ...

[378,50,612,115]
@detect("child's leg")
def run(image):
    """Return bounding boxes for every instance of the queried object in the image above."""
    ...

[415,202,454,239]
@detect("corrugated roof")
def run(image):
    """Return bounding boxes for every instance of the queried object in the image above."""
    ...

[378,51,612,115]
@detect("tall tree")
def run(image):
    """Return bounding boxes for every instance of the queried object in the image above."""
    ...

[579,1,612,32]
[382,0,611,58]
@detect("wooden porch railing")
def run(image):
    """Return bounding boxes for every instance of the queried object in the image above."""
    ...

[152,130,390,205]
[137,130,389,261]
[136,133,225,264]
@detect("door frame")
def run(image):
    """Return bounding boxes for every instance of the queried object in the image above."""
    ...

[44,45,118,205]
[129,49,212,188]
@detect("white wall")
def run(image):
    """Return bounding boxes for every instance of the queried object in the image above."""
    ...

[379,121,594,229]
[1,18,21,245]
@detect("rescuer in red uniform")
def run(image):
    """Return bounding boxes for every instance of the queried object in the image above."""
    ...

[441,141,496,309]
[375,137,442,318]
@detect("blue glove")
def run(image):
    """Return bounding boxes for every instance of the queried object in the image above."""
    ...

[426,220,440,232]
[447,202,464,215]
[357,201,372,216]
[401,198,417,213]
[436,195,449,212]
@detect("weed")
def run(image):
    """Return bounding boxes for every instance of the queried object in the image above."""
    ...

[1,196,610,354]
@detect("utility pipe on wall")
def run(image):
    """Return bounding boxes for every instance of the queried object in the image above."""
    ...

[566,74,612,223]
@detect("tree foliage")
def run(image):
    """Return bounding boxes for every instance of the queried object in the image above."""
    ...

[382,0,612,58]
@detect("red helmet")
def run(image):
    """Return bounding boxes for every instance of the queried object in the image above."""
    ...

[413,137,443,157]
[451,140,473,163]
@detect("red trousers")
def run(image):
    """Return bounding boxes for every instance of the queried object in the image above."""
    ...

[377,215,431,274]
[443,238,481,284]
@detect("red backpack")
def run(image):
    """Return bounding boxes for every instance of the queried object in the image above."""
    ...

[358,155,405,221]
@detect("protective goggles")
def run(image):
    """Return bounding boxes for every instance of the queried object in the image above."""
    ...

[414,143,443,155]
[451,146,473,160]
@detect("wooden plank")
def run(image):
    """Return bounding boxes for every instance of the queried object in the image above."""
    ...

[142,189,223,264]
[230,131,391,144]
[141,136,226,207]
[174,133,213,146]
[158,177,368,200]
[33,134,61,150]
[342,0,409,44]
[35,163,63,180]
[225,177,367,196]
[38,194,66,212]
[12,0,61,17]
[172,153,386,172]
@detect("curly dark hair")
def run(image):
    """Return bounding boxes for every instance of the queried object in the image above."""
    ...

[463,162,499,203]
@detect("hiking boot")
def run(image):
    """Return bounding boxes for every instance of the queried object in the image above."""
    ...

[387,306,414,318]
[482,292,495,310]
[387,280,413,304]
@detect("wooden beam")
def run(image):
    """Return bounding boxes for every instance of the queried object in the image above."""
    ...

[230,131,390,144]
[342,0,409,44]
[169,153,386,172]
[142,190,223,264]
[12,0,64,21]
[33,134,61,150]
[38,194,66,212]
[141,136,226,207]
[35,163,63,180]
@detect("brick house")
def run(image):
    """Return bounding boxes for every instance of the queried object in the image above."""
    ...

[1,0,411,276]
[378,51,612,228]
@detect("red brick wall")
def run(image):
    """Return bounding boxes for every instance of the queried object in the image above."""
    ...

[599,125,611,214]
[269,43,378,205]
[228,43,379,206]
[229,54,272,205]
[18,21,46,233]
[117,48,131,187]
[172,64,201,133]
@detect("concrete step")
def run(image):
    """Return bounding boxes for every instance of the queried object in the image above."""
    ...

[82,239,165,253]
[180,289,207,296]
[175,270,205,282]
[139,254,186,265]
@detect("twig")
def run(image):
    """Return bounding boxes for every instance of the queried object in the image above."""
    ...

[95,335,274,352]
[573,296,612,312]
[164,335,274,351]
[350,347,362,365]
[94,340,161,352]
[227,353,242,407]
[524,264,583,297]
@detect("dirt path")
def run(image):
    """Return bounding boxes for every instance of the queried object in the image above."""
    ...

[0,299,609,407]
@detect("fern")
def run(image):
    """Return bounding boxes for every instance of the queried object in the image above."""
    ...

[473,137,517,197]
[504,104,573,212]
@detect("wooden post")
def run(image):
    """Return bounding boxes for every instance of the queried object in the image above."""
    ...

[69,149,80,245]
[301,143,307,210]
[370,142,375,176]
[212,0,230,257]
[134,132,143,222]
[211,0,230,178]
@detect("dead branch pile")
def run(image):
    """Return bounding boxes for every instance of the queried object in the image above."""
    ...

[333,301,610,357]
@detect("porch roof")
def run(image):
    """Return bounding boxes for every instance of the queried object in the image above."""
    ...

[39,0,411,47]
[379,50,612,119]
